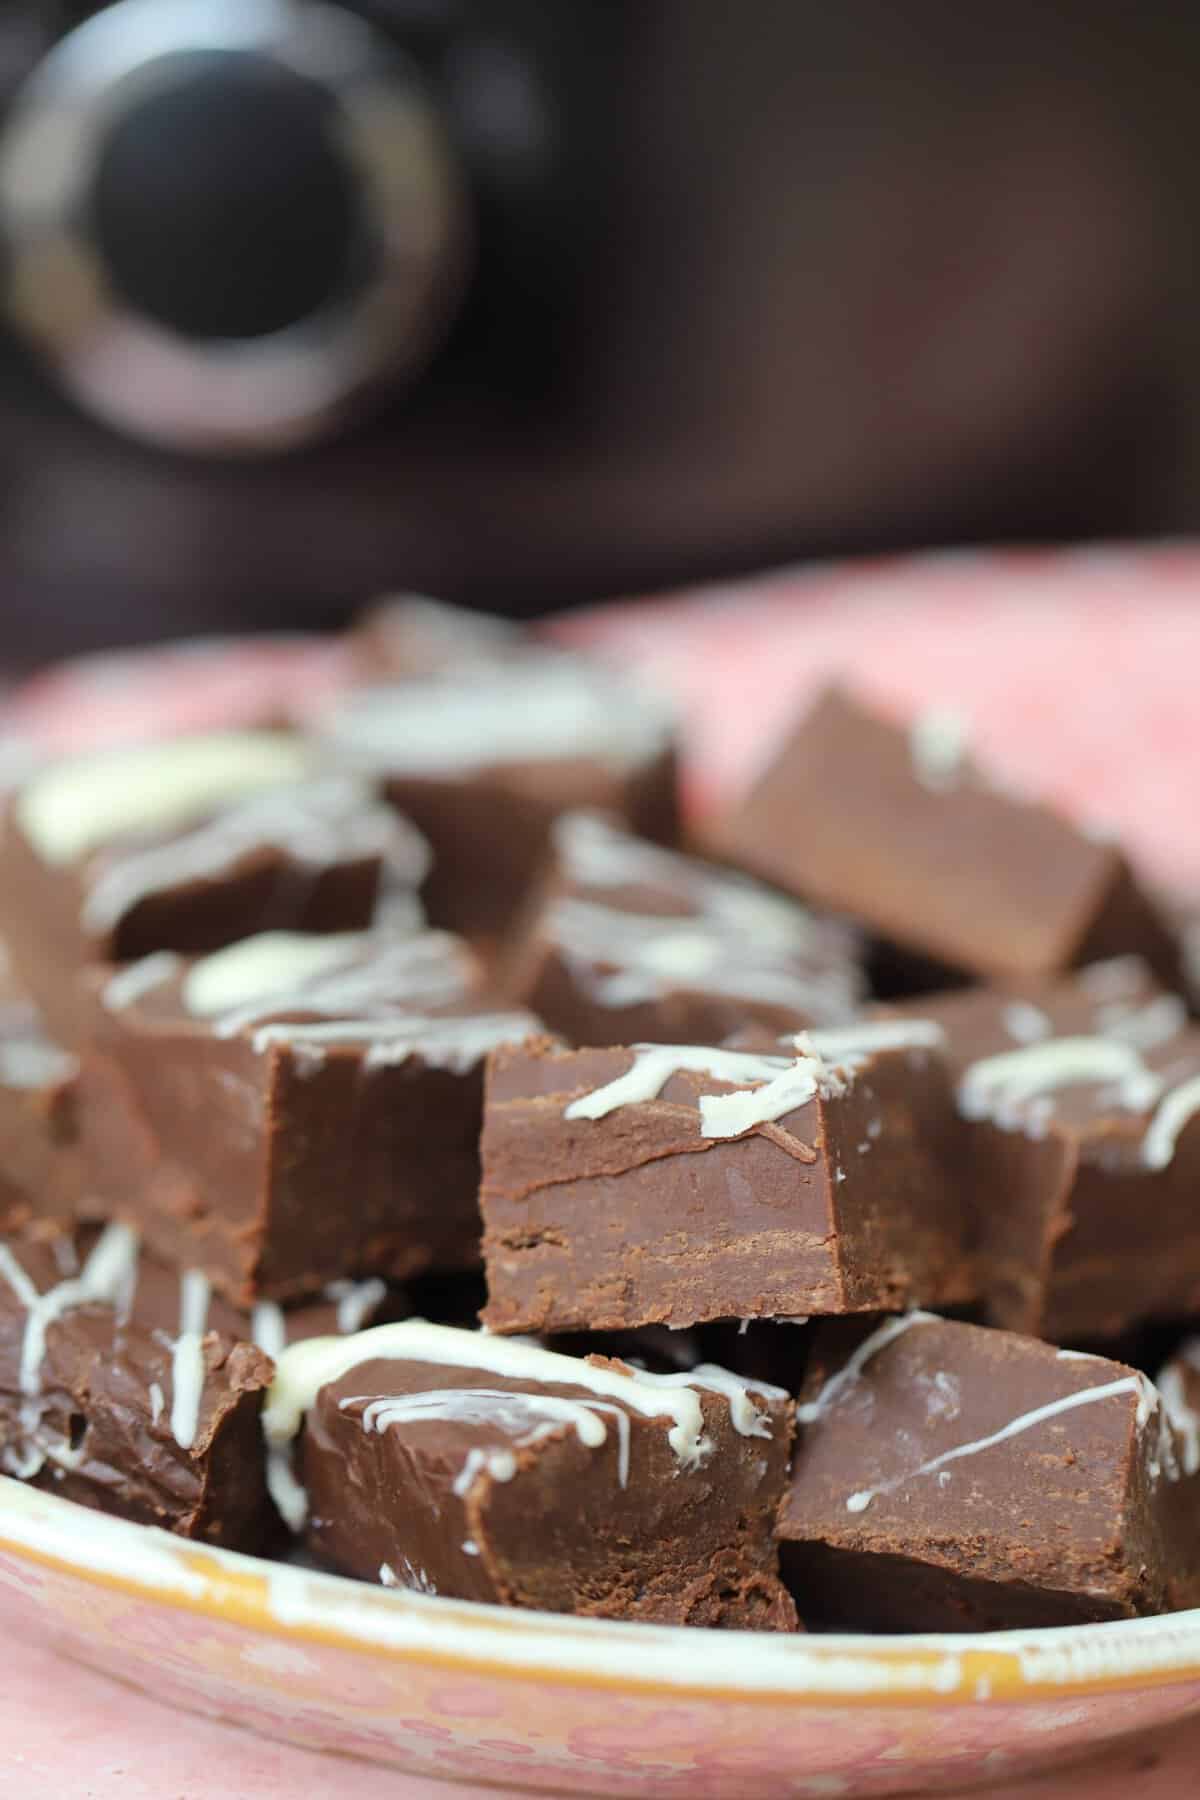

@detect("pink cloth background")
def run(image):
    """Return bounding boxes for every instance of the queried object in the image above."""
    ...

[4,543,1200,1794]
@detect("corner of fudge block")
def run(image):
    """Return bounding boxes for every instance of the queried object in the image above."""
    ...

[778,1313,1181,1631]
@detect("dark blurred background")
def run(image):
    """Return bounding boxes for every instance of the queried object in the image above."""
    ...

[2,0,1200,660]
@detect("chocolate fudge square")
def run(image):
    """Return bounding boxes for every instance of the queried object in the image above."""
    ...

[0,1217,400,1543]
[719,687,1180,989]
[316,650,680,939]
[779,1313,1200,1631]
[889,963,1200,1339]
[0,732,429,1043]
[84,929,540,1305]
[480,1025,973,1334]
[0,1223,274,1548]
[265,1320,798,1628]
[501,810,863,1047]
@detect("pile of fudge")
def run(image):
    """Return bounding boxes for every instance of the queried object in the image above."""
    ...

[4,596,1200,1638]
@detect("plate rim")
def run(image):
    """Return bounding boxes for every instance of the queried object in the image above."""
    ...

[5,1479,1200,1709]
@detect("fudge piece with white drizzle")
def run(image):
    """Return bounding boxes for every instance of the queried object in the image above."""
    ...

[265,1320,798,1628]
[500,810,863,1047]
[83,928,541,1304]
[0,731,431,1043]
[0,1223,274,1547]
[479,1025,973,1334]
[887,963,1200,1338]
[778,1313,1200,1632]
[315,650,679,939]
[0,1223,398,1542]
[717,687,1182,992]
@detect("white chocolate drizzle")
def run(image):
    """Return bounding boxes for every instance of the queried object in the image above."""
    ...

[454,1448,518,1496]
[554,817,863,1000]
[320,659,673,777]
[325,1278,388,1337]
[169,1269,211,1452]
[564,1027,938,1137]
[250,1282,387,1359]
[1077,957,1150,1002]
[81,773,428,934]
[627,1364,784,1439]
[1142,1074,1200,1170]
[552,812,839,954]
[347,1388,628,1488]
[18,731,311,866]
[185,932,372,1018]
[698,1057,839,1141]
[795,1312,937,1426]
[564,1044,827,1123]
[251,1302,288,1360]
[958,1037,1164,1126]
[845,1376,1146,1514]
[548,900,857,1022]
[204,932,475,1038]
[1097,995,1188,1054]
[250,1009,538,1073]
[909,707,970,792]
[799,1021,946,1064]
[0,1224,140,1477]
[14,1224,140,1395]
[103,953,184,1011]
[264,1322,776,1531]
[555,811,790,912]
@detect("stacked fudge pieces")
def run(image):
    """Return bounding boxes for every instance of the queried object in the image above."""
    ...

[8,618,1200,1638]
[320,598,681,939]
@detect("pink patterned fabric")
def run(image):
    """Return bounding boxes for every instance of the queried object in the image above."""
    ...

[9,543,1200,891]
[556,543,1200,887]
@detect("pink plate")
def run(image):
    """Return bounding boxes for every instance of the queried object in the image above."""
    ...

[4,542,1200,1798]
